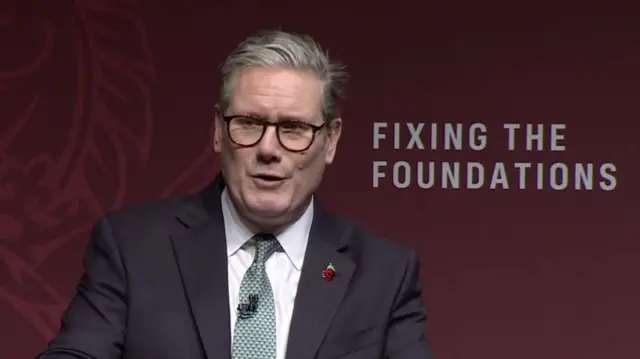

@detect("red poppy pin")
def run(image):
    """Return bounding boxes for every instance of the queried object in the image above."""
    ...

[322,263,336,281]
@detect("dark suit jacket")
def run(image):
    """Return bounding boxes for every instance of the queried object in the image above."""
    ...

[37,175,432,359]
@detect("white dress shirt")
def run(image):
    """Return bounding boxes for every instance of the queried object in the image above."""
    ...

[221,188,313,359]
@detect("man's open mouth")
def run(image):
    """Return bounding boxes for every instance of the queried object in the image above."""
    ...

[253,174,285,182]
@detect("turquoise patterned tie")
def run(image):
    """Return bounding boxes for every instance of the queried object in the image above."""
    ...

[232,233,281,359]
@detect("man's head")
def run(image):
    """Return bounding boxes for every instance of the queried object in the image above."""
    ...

[213,30,347,231]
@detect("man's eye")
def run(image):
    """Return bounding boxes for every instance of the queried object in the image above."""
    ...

[237,118,262,126]
[280,122,306,132]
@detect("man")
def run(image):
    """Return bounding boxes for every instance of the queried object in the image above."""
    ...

[37,30,432,359]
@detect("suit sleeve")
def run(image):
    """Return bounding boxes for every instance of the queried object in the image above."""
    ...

[36,216,127,359]
[384,249,434,359]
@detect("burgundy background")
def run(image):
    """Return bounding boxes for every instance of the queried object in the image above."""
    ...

[2,1,639,358]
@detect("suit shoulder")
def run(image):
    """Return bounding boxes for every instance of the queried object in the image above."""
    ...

[100,194,191,229]
[342,216,417,261]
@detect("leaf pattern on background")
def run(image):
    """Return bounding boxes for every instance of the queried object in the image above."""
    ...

[0,0,155,346]
[161,144,218,197]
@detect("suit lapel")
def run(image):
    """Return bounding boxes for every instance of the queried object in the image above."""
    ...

[171,176,231,359]
[170,176,356,359]
[285,202,355,359]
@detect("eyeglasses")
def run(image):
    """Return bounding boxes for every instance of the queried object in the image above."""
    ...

[222,114,326,152]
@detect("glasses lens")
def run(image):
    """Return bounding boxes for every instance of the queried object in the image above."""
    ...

[278,121,315,151]
[228,117,264,145]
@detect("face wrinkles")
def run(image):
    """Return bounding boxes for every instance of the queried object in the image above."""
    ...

[214,66,341,231]
[233,72,321,125]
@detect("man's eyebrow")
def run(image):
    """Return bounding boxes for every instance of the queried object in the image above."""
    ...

[237,111,264,119]
[242,112,310,123]
[278,115,309,122]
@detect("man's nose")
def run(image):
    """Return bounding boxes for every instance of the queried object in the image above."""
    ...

[256,126,282,162]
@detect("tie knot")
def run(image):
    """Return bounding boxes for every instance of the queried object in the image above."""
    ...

[252,233,281,264]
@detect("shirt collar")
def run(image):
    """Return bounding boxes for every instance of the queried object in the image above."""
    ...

[220,188,313,271]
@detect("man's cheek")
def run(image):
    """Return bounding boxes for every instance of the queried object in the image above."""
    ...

[293,152,316,171]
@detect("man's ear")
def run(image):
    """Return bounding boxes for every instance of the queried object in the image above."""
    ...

[212,105,222,153]
[324,117,342,165]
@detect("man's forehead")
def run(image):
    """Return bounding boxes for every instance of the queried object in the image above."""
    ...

[230,98,319,119]
[229,67,323,119]
[233,67,321,97]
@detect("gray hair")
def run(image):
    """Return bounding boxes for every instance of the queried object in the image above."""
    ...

[219,30,347,121]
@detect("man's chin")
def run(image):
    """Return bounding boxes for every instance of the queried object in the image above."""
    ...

[245,204,289,218]
[241,205,293,232]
